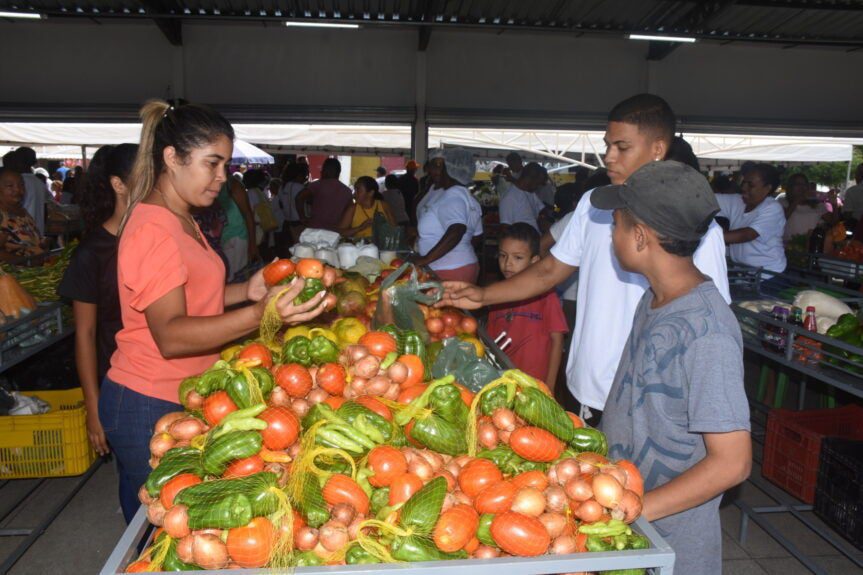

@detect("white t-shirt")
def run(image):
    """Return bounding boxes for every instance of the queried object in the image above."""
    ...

[843,183,863,219]
[499,184,546,231]
[279,182,305,222]
[777,197,826,242]
[550,190,731,410]
[22,173,48,236]
[550,212,578,301]
[416,184,483,271]
[717,194,787,273]
[536,181,556,207]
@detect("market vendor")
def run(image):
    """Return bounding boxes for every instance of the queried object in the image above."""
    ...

[440,94,730,425]
[715,163,787,277]
[778,172,833,242]
[498,161,552,233]
[103,100,329,523]
[0,166,47,261]
[337,175,396,238]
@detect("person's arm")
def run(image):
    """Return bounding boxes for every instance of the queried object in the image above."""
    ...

[145,278,327,358]
[382,203,396,225]
[439,254,576,310]
[540,231,556,257]
[414,223,466,266]
[546,332,564,391]
[337,205,371,237]
[72,301,109,455]
[230,180,258,260]
[224,266,268,307]
[723,227,758,245]
[642,430,751,521]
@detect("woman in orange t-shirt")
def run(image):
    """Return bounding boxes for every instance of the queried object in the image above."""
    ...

[101,100,328,523]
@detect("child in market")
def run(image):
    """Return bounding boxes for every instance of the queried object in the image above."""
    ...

[591,161,752,575]
[486,223,568,389]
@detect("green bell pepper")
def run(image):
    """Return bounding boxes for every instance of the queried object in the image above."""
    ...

[294,277,325,305]
[145,447,203,497]
[476,513,497,547]
[345,542,379,565]
[392,535,468,562]
[225,372,254,410]
[627,534,650,550]
[202,430,263,476]
[514,387,575,442]
[570,427,608,456]
[175,471,279,516]
[178,377,200,408]
[370,487,390,516]
[194,363,232,396]
[379,324,402,348]
[249,366,275,397]
[293,471,330,528]
[282,336,312,367]
[429,383,468,427]
[586,535,615,552]
[827,314,859,339]
[293,551,324,567]
[479,384,514,416]
[399,330,427,361]
[399,476,447,535]
[187,492,253,530]
[410,413,467,456]
[338,402,392,444]
[309,335,340,365]
[162,538,201,571]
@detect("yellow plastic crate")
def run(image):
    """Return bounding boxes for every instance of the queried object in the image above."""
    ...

[0,388,96,479]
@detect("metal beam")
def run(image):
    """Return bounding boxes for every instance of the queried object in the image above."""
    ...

[141,0,183,46]
[646,1,738,61]
[738,0,863,11]
[418,27,432,51]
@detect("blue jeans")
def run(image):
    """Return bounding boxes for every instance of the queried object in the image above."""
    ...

[98,377,180,524]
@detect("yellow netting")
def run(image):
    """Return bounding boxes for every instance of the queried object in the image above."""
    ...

[266,485,295,570]
[356,519,411,564]
[260,286,294,346]
[466,376,512,456]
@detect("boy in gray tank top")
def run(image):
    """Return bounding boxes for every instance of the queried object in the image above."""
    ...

[591,161,752,575]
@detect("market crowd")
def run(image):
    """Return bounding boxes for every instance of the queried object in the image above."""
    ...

[4,91,861,575]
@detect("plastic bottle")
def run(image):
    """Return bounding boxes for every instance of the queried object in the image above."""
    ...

[763,306,788,354]
[801,306,823,365]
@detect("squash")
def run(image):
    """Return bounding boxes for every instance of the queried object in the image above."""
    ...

[0,273,37,319]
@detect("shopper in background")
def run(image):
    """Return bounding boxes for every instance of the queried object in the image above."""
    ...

[296,157,353,232]
[58,143,137,457]
[244,169,279,260]
[487,223,568,387]
[413,147,483,282]
[278,162,309,252]
[382,173,409,227]
[778,173,832,242]
[375,166,387,191]
[218,172,257,281]
[498,161,552,233]
[3,148,51,235]
[105,100,328,523]
[441,94,730,426]
[716,163,787,277]
[593,161,751,575]
[0,167,46,260]
[397,159,420,226]
[842,163,863,220]
[338,176,395,238]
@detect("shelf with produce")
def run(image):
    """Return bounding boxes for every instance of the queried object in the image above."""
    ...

[787,251,863,284]
[0,302,73,373]
[729,265,863,306]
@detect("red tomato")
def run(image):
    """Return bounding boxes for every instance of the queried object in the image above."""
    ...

[509,427,564,462]
[274,364,313,398]
[434,504,479,552]
[258,407,300,450]
[510,470,549,492]
[491,511,551,556]
[262,259,295,286]
[566,411,584,429]
[322,474,370,515]
[358,331,398,359]
[458,459,503,498]
[203,391,237,426]
[323,396,345,410]
[224,455,265,478]
[160,473,202,508]
[425,317,444,335]
[397,384,427,405]
[455,383,474,408]
[316,363,346,395]
[398,354,425,388]
[441,310,462,328]
[474,480,517,514]
[237,342,273,368]
[226,516,276,568]
[355,396,393,421]
[459,316,478,335]
[125,560,151,572]
[390,258,405,268]
[616,460,645,497]
[296,258,324,279]
[367,445,408,488]
[388,472,424,505]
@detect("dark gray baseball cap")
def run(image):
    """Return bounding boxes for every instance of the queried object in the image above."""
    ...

[591,160,719,242]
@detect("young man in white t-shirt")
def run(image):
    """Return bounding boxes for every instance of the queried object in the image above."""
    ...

[715,163,787,275]
[440,94,730,424]
[499,162,552,233]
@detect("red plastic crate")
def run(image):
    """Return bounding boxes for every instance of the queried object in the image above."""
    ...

[762,405,863,503]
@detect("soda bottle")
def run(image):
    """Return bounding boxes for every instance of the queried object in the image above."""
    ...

[790,307,805,360]
[763,306,788,353]
[801,306,822,365]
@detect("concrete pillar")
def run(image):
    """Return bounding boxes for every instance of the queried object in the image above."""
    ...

[412,50,428,167]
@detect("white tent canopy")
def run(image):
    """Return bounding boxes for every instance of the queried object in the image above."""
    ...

[0,122,860,165]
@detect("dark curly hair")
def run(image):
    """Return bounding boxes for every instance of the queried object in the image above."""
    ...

[80,143,137,232]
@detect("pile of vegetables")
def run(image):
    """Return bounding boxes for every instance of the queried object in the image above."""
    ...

[1,241,76,302]
[126,259,650,573]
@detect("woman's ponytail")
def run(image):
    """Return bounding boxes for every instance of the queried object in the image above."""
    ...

[120,99,169,234]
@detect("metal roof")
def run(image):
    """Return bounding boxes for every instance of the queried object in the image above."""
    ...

[2,1,863,50]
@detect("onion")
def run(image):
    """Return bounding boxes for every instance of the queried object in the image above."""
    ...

[331,503,357,525]
[348,516,364,540]
[349,377,368,394]
[416,449,444,472]
[192,533,228,570]
[454,491,474,506]
[435,470,456,492]
[264,463,287,484]
[473,545,500,559]
[341,345,369,365]
[288,442,302,458]
[511,487,546,517]
[184,391,204,410]
[577,452,608,475]
[547,466,559,485]
[498,429,512,444]
[441,492,457,513]
[383,383,400,401]
[168,417,206,441]
[387,361,408,384]
[269,386,290,407]
[294,527,319,551]
[146,500,166,526]
[163,504,191,538]
[354,355,381,379]
[544,485,568,513]
[312,542,330,559]
[138,485,153,506]
[176,535,195,563]
[291,398,311,418]
[492,408,516,431]
[617,489,643,524]
[539,512,568,539]
[150,431,176,456]
[149,456,160,469]
[565,478,594,502]
[174,439,190,448]
[550,534,578,555]
[601,465,628,487]
[319,520,349,552]
[364,376,390,396]
[478,422,499,449]
[343,387,358,400]
[445,461,461,479]
[409,458,434,482]
[307,388,329,405]
[555,459,580,485]
[154,412,186,434]
[592,474,624,509]
[308,366,318,380]
[574,499,604,523]
[402,448,417,464]
[454,455,472,468]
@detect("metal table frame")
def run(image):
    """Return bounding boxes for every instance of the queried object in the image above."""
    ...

[101,507,676,575]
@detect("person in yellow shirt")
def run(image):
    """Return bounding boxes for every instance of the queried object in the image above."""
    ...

[338,175,395,238]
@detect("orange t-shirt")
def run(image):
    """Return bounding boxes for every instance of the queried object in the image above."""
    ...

[108,204,226,404]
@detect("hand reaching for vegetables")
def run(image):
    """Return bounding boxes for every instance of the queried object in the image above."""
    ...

[257,277,328,326]
[437,281,485,310]
[86,409,110,456]
[245,265,269,303]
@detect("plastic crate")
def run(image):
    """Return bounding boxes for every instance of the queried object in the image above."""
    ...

[814,438,863,551]
[0,387,96,479]
[762,405,863,503]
